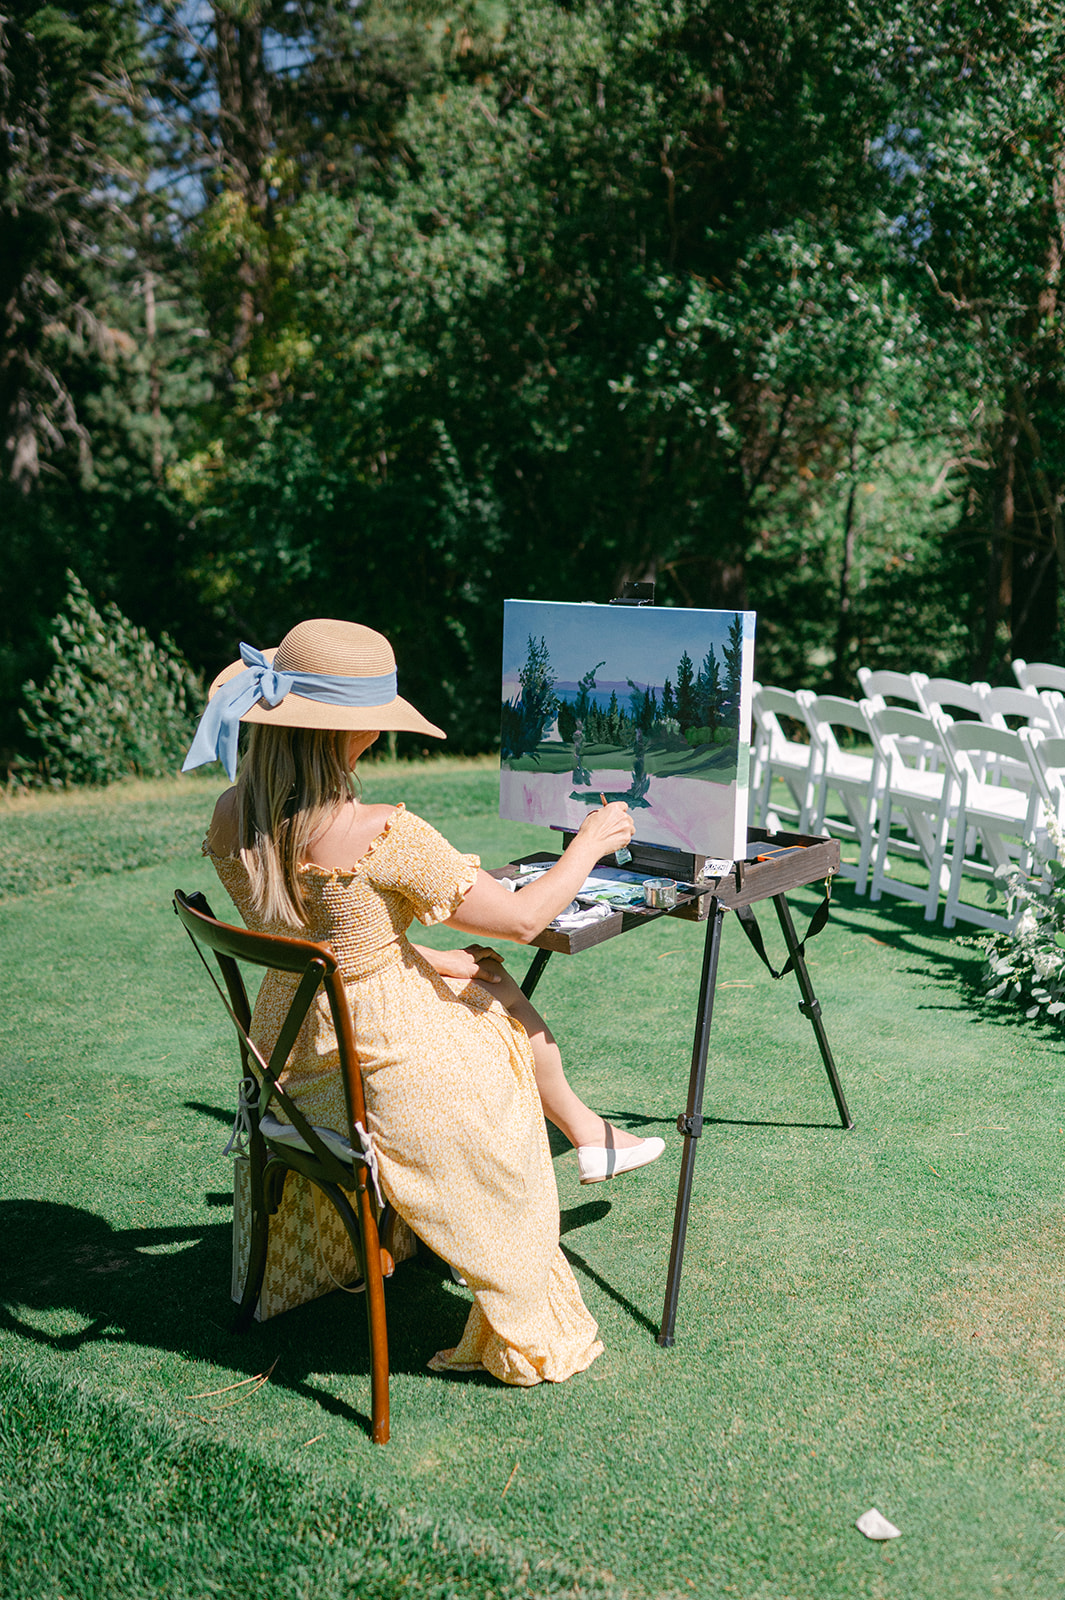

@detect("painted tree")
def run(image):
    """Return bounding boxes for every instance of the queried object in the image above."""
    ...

[500,634,558,761]
[722,614,745,731]
[696,646,723,736]
[559,660,605,744]
[674,650,697,733]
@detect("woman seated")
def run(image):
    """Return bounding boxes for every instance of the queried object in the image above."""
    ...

[183,618,664,1386]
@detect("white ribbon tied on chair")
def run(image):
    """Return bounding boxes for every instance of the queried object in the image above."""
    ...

[223,1076,258,1158]
[354,1120,384,1208]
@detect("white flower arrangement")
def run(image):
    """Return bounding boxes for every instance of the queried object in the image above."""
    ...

[976,809,1065,1023]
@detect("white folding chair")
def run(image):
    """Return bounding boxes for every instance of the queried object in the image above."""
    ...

[803,694,881,893]
[749,685,818,832]
[862,702,952,920]
[858,669,936,769]
[1020,728,1065,835]
[938,722,1043,931]
[981,684,1063,737]
[1012,659,1065,694]
[857,667,928,706]
[915,676,992,722]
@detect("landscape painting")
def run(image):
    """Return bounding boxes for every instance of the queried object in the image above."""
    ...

[499,599,756,859]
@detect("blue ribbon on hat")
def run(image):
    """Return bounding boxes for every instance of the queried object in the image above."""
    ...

[182,642,398,781]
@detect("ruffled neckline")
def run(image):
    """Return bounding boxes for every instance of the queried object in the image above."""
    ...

[297,801,405,877]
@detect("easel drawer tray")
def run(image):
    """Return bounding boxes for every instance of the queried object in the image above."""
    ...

[491,831,840,955]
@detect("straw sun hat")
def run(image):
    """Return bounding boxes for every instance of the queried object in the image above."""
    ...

[183,618,444,779]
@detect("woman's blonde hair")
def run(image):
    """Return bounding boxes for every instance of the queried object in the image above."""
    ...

[234,724,358,927]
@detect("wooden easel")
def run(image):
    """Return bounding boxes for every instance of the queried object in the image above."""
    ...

[495,827,853,1346]
[498,585,852,1342]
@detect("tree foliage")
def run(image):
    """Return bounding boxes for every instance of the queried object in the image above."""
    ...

[20,572,204,785]
[5,0,1065,770]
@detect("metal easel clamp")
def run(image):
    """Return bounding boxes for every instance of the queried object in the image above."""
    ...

[676,1113,704,1138]
[798,998,822,1020]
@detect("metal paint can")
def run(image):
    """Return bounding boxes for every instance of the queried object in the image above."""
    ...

[643,877,678,909]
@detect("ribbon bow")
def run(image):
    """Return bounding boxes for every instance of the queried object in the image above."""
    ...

[182,642,397,780]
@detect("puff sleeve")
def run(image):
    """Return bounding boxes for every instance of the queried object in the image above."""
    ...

[366,805,480,925]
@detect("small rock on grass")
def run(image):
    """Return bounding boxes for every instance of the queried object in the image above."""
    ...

[856,1508,901,1540]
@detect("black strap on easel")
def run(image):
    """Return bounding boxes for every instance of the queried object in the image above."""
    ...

[733,878,833,981]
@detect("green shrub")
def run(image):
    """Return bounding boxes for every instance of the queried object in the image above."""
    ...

[19,572,204,786]
[975,813,1065,1024]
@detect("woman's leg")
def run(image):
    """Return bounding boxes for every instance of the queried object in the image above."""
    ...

[490,970,644,1149]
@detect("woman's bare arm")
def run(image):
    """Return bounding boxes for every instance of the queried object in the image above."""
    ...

[445,801,634,943]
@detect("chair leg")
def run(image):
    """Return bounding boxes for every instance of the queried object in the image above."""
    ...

[303,1176,392,1444]
[849,790,877,895]
[359,1182,391,1445]
[942,804,969,929]
[869,796,893,902]
[855,810,875,896]
[233,1181,272,1333]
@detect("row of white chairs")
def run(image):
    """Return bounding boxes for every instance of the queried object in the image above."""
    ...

[749,666,1065,932]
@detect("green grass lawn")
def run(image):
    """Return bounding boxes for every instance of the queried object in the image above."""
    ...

[3,763,1065,1599]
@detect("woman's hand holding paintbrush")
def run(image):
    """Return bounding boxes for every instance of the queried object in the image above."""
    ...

[459,800,636,942]
[569,794,634,866]
[600,793,633,865]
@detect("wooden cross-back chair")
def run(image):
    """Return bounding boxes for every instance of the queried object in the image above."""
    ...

[173,888,394,1444]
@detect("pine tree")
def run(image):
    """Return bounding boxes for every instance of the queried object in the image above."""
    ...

[722,614,745,730]
[500,634,558,761]
[698,645,723,735]
[606,690,621,745]
[675,650,696,732]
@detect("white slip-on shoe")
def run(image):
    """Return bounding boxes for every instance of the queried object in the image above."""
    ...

[577,1135,666,1184]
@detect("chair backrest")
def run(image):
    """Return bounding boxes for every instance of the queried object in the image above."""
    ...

[856,668,927,707]
[939,720,1029,789]
[862,701,946,777]
[804,694,872,760]
[1013,658,1065,694]
[173,889,368,1192]
[1021,728,1065,820]
[916,676,991,721]
[752,685,815,750]
[754,684,813,724]
[981,684,1060,733]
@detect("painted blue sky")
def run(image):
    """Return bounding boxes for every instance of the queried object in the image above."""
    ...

[501,600,756,695]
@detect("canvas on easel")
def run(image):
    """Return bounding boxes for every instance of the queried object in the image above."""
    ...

[499,600,756,861]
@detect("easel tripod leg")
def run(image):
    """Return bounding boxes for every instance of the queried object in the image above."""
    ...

[657,902,726,1348]
[521,947,552,1000]
[771,893,853,1130]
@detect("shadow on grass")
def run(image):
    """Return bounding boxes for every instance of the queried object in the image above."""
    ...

[560,1243,659,1338]
[0,1199,469,1435]
[1,1191,643,1431]
[184,1099,234,1125]
[821,885,992,986]
[806,881,1065,1042]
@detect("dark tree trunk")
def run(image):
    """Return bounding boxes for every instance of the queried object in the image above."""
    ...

[1011,539,1058,665]
[977,423,1017,678]
[831,480,858,695]
[213,4,272,361]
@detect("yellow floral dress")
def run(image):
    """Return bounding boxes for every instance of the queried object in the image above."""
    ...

[208,803,603,1386]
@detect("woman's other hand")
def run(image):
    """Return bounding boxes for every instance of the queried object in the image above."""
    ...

[574,801,635,858]
[464,945,506,983]
[417,944,506,983]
